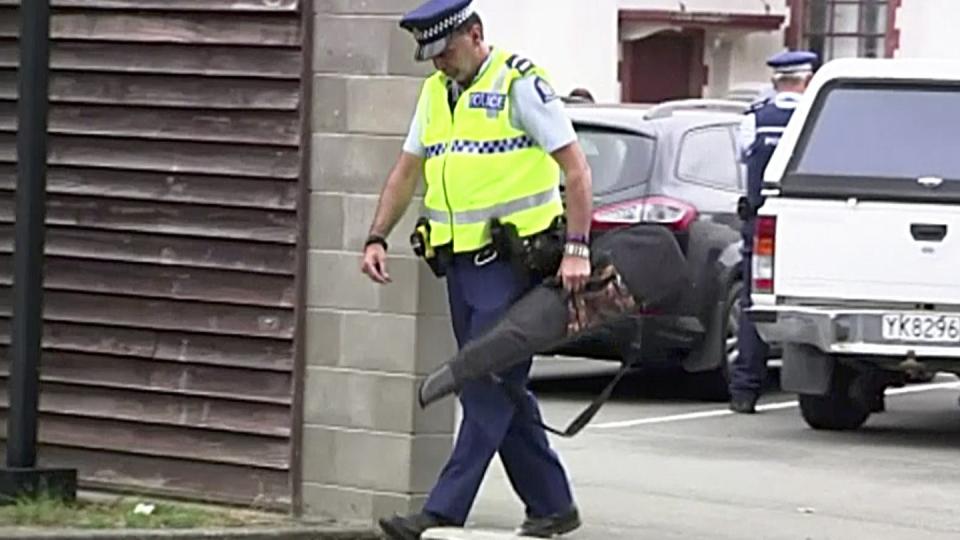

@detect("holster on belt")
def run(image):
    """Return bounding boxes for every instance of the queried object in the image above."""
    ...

[410,218,451,278]
[737,196,764,220]
[490,215,566,280]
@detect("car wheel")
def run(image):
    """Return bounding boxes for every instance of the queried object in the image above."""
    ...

[691,281,743,401]
[798,364,870,431]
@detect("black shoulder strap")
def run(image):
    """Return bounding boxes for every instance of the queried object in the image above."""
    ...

[499,360,633,438]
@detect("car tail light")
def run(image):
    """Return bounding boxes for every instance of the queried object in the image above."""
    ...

[591,196,698,232]
[752,216,777,294]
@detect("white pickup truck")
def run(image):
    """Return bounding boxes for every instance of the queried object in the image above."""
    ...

[748,58,960,431]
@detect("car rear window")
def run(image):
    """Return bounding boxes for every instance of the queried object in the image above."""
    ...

[792,83,960,181]
[570,127,655,194]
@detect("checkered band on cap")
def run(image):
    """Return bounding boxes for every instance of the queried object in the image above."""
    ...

[413,4,474,41]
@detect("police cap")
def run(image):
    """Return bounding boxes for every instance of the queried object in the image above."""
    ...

[767,50,819,76]
[399,0,476,62]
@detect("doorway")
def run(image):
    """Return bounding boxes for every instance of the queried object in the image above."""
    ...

[621,29,706,103]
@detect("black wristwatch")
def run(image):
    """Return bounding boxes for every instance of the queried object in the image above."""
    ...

[364,234,388,251]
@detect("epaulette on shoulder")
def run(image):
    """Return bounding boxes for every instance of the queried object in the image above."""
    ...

[746,98,769,114]
[505,54,536,77]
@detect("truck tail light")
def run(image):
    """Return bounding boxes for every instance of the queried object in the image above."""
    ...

[591,196,698,232]
[752,216,777,294]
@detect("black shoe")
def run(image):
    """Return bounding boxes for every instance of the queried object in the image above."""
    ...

[378,511,454,540]
[869,393,886,413]
[729,394,757,414]
[519,506,581,538]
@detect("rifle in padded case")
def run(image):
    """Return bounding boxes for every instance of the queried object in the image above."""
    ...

[417,224,692,437]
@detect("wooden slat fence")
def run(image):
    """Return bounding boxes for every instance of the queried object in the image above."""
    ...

[0,0,305,507]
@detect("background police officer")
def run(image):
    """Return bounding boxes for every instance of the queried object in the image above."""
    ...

[729,50,818,414]
[359,0,593,537]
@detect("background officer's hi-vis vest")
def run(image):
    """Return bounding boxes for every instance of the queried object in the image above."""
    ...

[418,49,564,253]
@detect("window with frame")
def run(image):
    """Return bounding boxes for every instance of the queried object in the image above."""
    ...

[803,0,890,61]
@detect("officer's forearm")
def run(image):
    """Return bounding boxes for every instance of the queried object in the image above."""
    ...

[553,143,593,238]
[369,152,423,239]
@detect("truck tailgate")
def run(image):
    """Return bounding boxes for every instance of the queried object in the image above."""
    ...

[770,198,960,305]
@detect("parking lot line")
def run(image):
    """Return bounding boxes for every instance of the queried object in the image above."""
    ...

[590,381,960,430]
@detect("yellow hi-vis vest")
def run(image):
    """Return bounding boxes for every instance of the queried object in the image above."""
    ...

[418,49,564,253]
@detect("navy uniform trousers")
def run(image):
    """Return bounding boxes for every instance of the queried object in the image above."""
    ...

[730,219,771,398]
[422,252,574,525]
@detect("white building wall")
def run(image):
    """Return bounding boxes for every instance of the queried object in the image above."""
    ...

[618,0,782,13]
[474,0,621,102]
[475,0,791,102]
[895,0,960,59]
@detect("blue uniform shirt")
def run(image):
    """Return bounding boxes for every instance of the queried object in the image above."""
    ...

[738,91,802,209]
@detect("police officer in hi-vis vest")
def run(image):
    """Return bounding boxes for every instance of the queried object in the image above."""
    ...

[729,50,818,414]
[359,0,593,538]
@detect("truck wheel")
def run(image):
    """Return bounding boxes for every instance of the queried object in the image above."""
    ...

[690,281,742,401]
[798,365,870,430]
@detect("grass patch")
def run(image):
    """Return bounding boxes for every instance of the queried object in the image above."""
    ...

[0,494,284,529]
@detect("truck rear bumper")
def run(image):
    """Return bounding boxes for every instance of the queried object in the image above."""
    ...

[747,305,960,358]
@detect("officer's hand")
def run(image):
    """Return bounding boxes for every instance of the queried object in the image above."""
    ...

[558,254,590,293]
[361,245,391,284]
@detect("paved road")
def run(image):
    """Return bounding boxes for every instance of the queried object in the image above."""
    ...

[456,370,960,540]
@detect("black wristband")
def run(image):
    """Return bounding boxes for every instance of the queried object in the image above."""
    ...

[364,234,388,251]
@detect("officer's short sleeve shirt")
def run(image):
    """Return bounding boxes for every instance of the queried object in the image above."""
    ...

[402,71,578,157]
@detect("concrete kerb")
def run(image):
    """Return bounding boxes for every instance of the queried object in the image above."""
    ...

[0,525,380,540]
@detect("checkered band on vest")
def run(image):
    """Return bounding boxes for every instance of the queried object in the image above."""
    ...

[425,143,446,159]
[425,136,535,159]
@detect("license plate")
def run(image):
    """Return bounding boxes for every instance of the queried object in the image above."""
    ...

[881,313,960,343]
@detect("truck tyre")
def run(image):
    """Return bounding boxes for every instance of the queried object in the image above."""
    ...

[798,364,870,430]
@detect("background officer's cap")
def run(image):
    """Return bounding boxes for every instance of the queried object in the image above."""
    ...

[767,50,819,75]
[399,0,476,62]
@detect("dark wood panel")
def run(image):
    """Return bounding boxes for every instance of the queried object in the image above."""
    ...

[0,70,301,110]
[0,194,297,243]
[0,11,14,39]
[0,1,302,506]
[0,102,301,145]
[0,0,300,11]
[0,382,291,436]
[0,133,300,178]
[0,351,293,403]
[0,165,298,210]
[36,446,290,507]
[0,320,294,371]
[0,255,296,307]
[0,10,301,47]
[0,226,296,274]
[0,39,302,79]
[0,288,295,339]
[0,413,289,469]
